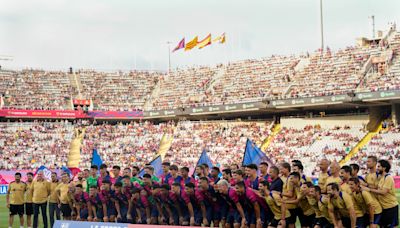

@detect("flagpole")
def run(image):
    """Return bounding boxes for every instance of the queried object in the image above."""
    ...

[167,41,172,73]
[242,138,249,166]
[320,0,324,52]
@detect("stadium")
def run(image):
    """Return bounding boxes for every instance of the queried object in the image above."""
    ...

[1,1,400,228]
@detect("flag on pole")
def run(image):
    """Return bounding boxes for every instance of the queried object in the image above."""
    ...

[172,38,185,52]
[34,166,52,181]
[185,36,198,51]
[213,32,226,44]
[61,166,72,178]
[91,149,103,168]
[68,167,82,177]
[196,149,213,168]
[242,138,273,166]
[198,34,212,49]
[139,155,163,177]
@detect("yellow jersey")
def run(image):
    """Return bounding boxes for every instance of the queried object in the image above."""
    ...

[25,182,33,203]
[56,183,70,204]
[352,190,382,215]
[318,172,329,193]
[8,181,27,205]
[32,180,50,204]
[281,176,297,209]
[328,191,354,218]
[376,174,398,209]
[265,191,291,220]
[49,181,60,203]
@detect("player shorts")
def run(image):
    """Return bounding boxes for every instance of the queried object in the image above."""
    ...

[219,203,228,221]
[96,207,104,220]
[287,208,300,225]
[193,207,203,225]
[165,205,179,225]
[107,206,116,217]
[380,205,399,227]
[25,203,33,215]
[372,213,382,225]
[60,204,72,217]
[341,217,351,228]
[356,216,366,228]
[205,205,213,224]
[313,217,333,228]
[299,213,315,227]
[80,208,88,220]
[150,205,159,218]
[10,204,24,216]
[116,206,128,223]
[226,209,241,224]
[268,218,283,227]
[263,206,273,225]
[245,209,256,225]
[363,213,382,225]
[180,206,190,223]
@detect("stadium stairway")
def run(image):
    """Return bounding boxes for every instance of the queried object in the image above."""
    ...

[339,121,383,165]
[205,67,225,93]
[144,80,161,110]
[68,72,83,99]
[67,128,86,168]
[260,123,281,152]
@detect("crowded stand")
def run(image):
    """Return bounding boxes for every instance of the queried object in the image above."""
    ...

[211,56,299,103]
[286,46,378,98]
[150,66,219,110]
[349,120,400,176]
[266,124,367,176]
[0,70,74,110]
[80,121,174,169]
[165,120,272,167]
[78,70,162,111]
[357,31,400,92]
[0,29,399,111]
[0,120,73,170]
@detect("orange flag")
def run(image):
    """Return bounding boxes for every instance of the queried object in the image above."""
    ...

[185,36,198,51]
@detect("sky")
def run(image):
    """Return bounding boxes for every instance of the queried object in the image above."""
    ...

[0,0,399,71]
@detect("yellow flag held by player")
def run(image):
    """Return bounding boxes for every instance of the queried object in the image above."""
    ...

[198,34,212,49]
[213,32,226,44]
[185,36,198,51]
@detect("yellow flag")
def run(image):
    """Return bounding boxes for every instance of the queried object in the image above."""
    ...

[198,34,211,49]
[220,33,226,43]
[185,36,198,51]
[213,33,226,44]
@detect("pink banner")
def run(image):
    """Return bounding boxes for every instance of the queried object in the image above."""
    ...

[0,109,87,118]
[128,225,197,228]
[395,176,400,189]
[88,110,143,118]
[0,169,64,183]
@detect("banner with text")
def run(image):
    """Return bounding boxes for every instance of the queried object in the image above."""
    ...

[0,109,87,118]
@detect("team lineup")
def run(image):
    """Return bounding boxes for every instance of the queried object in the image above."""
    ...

[6,156,399,228]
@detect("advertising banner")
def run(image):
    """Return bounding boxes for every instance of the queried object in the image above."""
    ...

[270,94,348,108]
[143,109,178,118]
[73,99,90,106]
[88,111,144,119]
[0,109,87,118]
[187,101,265,115]
[356,90,400,101]
[53,220,198,228]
